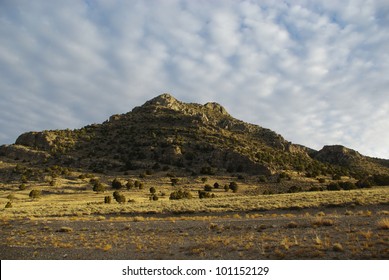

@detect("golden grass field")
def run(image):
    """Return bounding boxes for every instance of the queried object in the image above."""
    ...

[0,166,388,259]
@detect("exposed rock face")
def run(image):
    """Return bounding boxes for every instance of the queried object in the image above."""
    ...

[0,144,50,162]
[314,145,362,166]
[15,131,56,151]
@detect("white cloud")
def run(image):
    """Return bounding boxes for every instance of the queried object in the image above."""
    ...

[0,0,388,158]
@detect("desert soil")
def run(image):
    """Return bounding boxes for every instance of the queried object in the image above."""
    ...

[1,204,388,260]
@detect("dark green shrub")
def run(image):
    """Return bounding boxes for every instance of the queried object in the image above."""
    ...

[126,180,134,190]
[338,181,356,190]
[113,191,126,203]
[327,182,341,191]
[200,166,216,175]
[151,194,159,201]
[356,177,373,188]
[258,175,267,183]
[104,196,112,204]
[198,190,215,199]
[287,186,302,193]
[19,184,27,190]
[29,189,42,199]
[112,178,123,189]
[213,182,220,189]
[372,174,389,186]
[224,185,229,192]
[229,182,239,193]
[318,178,326,183]
[169,189,192,200]
[5,201,12,208]
[149,187,156,194]
[93,181,106,193]
[204,185,213,192]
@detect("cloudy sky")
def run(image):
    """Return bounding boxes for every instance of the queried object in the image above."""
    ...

[1,0,388,158]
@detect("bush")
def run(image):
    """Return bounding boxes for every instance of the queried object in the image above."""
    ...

[169,189,192,200]
[327,182,341,191]
[29,189,42,199]
[104,196,112,204]
[356,177,374,188]
[200,166,216,175]
[229,182,239,193]
[213,182,220,189]
[287,186,302,193]
[113,191,126,203]
[5,201,12,208]
[126,180,134,190]
[151,194,159,201]
[19,184,27,190]
[112,178,124,190]
[204,185,213,192]
[224,185,229,192]
[198,190,215,199]
[149,187,156,194]
[170,178,179,186]
[338,181,356,190]
[93,181,106,193]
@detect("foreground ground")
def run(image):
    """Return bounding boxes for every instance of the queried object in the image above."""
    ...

[1,204,388,260]
[0,159,388,259]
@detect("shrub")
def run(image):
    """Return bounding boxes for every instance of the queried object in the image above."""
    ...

[170,178,179,186]
[213,182,220,189]
[258,175,267,183]
[201,177,208,183]
[356,177,373,188]
[151,194,159,201]
[204,185,213,192]
[318,178,326,183]
[112,178,124,190]
[224,185,229,192]
[29,189,42,199]
[93,181,106,193]
[287,186,302,193]
[126,180,134,190]
[169,189,192,200]
[149,187,156,194]
[327,182,341,191]
[113,191,126,203]
[338,181,356,190]
[229,181,239,193]
[200,166,216,175]
[198,190,215,199]
[104,196,112,204]
[19,184,27,190]
[5,202,12,208]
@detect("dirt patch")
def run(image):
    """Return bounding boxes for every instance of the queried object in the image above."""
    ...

[1,205,388,260]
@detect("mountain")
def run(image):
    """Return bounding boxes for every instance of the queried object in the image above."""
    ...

[1,93,388,177]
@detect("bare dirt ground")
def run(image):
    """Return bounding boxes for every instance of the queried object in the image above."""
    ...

[1,204,388,260]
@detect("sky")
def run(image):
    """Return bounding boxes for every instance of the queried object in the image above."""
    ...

[0,0,388,158]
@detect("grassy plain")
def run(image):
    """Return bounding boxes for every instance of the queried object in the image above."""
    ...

[0,162,388,259]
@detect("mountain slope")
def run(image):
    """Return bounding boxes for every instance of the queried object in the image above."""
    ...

[1,94,388,177]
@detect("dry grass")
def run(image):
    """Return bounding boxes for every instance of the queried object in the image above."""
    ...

[377,218,389,230]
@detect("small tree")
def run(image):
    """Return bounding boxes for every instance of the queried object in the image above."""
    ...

[93,181,106,193]
[229,181,239,193]
[104,196,112,204]
[213,182,220,189]
[112,178,123,190]
[113,191,126,203]
[29,189,42,199]
[149,187,156,194]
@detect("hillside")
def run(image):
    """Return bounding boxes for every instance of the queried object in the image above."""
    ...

[1,93,388,178]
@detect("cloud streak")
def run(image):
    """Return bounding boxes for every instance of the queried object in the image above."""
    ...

[0,0,388,158]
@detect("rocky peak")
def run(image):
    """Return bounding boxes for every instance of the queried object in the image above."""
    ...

[203,102,229,116]
[142,93,182,110]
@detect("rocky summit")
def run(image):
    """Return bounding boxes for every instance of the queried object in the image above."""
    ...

[1,93,388,177]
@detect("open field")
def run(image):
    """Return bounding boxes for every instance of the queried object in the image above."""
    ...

[0,160,388,259]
